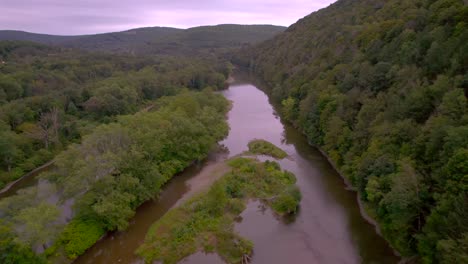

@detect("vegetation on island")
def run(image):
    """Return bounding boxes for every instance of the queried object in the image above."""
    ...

[137,154,301,264]
[236,0,468,262]
[247,139,288,159]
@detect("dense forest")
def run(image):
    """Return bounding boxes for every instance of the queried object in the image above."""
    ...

[0,41,230,190]
[236,0,467,262]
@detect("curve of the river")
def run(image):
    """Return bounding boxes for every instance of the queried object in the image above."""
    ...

[73,79,399,264]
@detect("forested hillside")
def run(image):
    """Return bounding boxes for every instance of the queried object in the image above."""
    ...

[0,41,229,191]
[239,0,468,262]
[0,31,83,45]
[0,25,285,55]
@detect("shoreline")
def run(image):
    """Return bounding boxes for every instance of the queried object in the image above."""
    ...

[237,70,406,260]
[0,101,167,198]
[316,147,404,259]
[241,69,406,264]
[0,160,55,195]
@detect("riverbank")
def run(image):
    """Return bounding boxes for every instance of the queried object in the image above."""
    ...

[137,149,301,264]
[316,147,404,259]
[315,149,378,228]
[0,160,54,196]
[73,78,400,264]
[0,98,179,200]
[175,160,231,206]
[238,71,402,260]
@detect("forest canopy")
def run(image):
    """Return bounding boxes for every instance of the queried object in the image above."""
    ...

[0,41,229,190]
[240,0,468,262]
[0,90,229,262]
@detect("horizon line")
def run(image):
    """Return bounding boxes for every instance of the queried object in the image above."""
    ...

[0,23,288,37]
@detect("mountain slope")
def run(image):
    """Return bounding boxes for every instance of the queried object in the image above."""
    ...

[243,0,467,262]
[0,27,185,53]
[55,27,183,52]
[0,30,81,44]
[0,25,286,54]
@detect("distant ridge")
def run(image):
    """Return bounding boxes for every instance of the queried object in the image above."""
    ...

[0,24,286,54]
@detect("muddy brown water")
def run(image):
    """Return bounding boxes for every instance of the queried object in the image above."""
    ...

[0,161,54,199]
[72,79,399,264]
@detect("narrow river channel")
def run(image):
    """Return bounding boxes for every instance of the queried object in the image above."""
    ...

[73,78,399,264]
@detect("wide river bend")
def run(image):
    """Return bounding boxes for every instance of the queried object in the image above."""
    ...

[73,79,399,264]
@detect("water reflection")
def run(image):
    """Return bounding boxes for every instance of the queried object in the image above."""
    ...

[75,80,398,264]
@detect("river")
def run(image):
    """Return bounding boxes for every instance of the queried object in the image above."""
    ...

[0,161,53,199]
[73,78,399,264]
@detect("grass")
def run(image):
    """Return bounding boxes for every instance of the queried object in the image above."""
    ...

[136,154,301,264]
[247,139,287,159]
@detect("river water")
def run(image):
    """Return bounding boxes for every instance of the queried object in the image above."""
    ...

[0,162,53,199]
[73,79,399,264]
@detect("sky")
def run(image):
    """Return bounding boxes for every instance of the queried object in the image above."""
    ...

[0,0,336,35]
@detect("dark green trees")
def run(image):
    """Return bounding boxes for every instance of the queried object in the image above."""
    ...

[0,41,230,189]
[0,90,229,260]
[245,0,467,261]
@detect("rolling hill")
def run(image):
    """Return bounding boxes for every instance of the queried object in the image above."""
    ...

[0,24,286,54]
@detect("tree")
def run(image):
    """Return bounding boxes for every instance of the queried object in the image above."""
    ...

[22,107,60,149]
[91,189,136,231]
[0,220,47,264]
[281,97,297,122]
[14,203,60,252]
[0,129,23,172]
[381,161,425,254]
[0,76,23,101]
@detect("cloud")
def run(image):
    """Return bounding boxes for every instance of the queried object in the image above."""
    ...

[0,0,336,35]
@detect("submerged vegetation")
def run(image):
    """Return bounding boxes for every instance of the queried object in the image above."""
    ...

[238,0,468,261]
[247,139,288,159]
[137,155,300,264]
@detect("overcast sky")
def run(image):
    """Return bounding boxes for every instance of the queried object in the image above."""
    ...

[1,0,336,35]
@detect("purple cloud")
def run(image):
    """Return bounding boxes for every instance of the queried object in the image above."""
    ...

[0,0,336,35]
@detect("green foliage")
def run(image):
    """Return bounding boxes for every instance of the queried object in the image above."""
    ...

[436,233,468,264]
[62,90,229,232]
[226,157,253,169]
[84,83,139,116]
[247,139,288,159]
[271,186,302,214]
[57,219,105,259]
[0,90,229,260]
[13,202,61,251]
[243,0,468,260]
[0,221,47,264]
[281,97,297,121]
[137,154,301,263]
[0,75,23,101]
[0,40,230,190]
